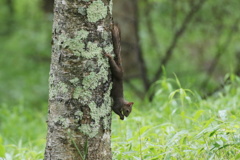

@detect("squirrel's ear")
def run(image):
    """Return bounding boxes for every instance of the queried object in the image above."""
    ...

[128,102,134,106]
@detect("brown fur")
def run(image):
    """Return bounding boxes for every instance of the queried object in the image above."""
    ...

[105,24,134,120]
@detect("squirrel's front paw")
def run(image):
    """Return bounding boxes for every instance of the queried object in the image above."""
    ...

[120,115,124,120]
[104,53,112,58]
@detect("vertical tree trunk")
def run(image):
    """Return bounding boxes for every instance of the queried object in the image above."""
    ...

[113,0,139,77]
[42,0,54,13]
[44,0,113,159]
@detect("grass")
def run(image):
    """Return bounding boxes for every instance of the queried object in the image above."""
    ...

[0,103,47,160]
[1,76,240,159]
[111,76,240,159]
[0,1,240,159]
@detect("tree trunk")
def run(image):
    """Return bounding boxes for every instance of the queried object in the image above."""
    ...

[42,0,54,13]
[44,0,113,159]
[113,0,140,77]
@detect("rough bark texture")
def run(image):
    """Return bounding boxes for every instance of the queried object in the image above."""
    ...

[44,0,113,159]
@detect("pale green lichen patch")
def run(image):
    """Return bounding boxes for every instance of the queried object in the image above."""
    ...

[78,6,86,15]
[74,111,83,121]
[58,82,68,93]
[109,0,113,15]
[49,74,55,99]
[69,77,79,85]
[73,37,112,132]
[56,24,113,137]
[55,116,70,128]
[73,86,82,99]
[75,110,83,117]
[57,29,89,57]
[76,30,89,39]
[97,54,110,69]
[82,66,109,90]
[88,100,111,121]
[104,44,113,54]
[102,30,109,41]
[73,86,92,102]
[73,75,112,137]
[85,60,97,72]
[87,0,108,23]
[82,72,99,90]
[49,81,68,99]
[103,116,111,130]
[78,124,99,138]
[88,86,112,124]
[57,30,105,59]
[81,42,101,59]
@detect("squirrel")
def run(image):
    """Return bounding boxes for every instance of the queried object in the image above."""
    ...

[105,24,134,120]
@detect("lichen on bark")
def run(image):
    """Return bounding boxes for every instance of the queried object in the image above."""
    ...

[87,0,108,22]
[45,0,113,159]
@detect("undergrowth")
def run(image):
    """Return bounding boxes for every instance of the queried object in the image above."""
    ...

[1,76,240,159]
[111,75,240,160]
[0,102,47,160]
[1,0,240,159]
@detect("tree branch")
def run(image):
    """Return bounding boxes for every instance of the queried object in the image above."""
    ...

[150,0,207,85]
[201,17,240,88]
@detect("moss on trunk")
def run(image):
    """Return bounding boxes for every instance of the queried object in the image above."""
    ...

[44,0,113,159]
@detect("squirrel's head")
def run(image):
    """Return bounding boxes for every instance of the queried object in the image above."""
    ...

[122,102,134,117]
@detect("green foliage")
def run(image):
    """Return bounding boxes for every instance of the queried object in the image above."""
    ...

[112,76,240,159]
[2,76,240,159]
[0,0,51,105]
[0,103,46,159]
[0,137,5,158]
[139,0,240,93]
[0,0,50,159]
[1,0,240,159]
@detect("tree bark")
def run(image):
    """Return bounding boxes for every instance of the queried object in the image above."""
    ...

[44,0,113,159]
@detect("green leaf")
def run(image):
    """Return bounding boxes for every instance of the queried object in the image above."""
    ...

[209,128,219,137]
[193,110,205,121]
[0,137,5,158]
[169,90,179,100]
[173,73,181,88]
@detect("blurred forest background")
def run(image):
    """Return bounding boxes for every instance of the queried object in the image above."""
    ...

[0,0,240,159]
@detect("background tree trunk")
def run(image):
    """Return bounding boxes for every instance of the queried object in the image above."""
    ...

[42,0,54,13]
[44,0,113,159]
[113,0,139,77]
